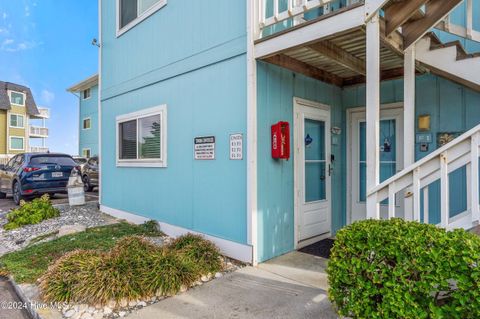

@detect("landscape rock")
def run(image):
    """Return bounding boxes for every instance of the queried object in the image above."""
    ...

[64,309,76,318]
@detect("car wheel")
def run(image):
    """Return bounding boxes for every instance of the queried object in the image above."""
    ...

[12,182,23,205]
[83,175,93,192]
[0,192,6,199]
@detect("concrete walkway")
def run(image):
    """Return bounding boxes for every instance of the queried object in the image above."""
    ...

[128,252,337,319]
[0,278,30,319]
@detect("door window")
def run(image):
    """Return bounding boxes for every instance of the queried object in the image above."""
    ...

[359,119,397,202]
[304,119,326,202]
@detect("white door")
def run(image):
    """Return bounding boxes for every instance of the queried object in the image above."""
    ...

[349,107,404,223]
[294,98,331,247]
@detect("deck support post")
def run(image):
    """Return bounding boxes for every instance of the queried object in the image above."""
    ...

[366,13,381,219]
[404,45,416,220]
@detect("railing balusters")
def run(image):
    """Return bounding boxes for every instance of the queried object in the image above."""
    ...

[388,182,396,219]
[273,0,279,22]
[440,153,449,228]
[413,168,421,221]
[471,133,480,223]
[423,187,429,224]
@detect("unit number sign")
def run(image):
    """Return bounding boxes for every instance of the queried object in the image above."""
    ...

[230,134,243,160]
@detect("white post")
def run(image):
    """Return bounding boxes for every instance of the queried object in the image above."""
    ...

[404,45,416,220]
[471,133,480,223]
[366,13,381,219]
[440,153,449,228]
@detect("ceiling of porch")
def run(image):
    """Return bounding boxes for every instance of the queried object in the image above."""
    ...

[261,26,422,88]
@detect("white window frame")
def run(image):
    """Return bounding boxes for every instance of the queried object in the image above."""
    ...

[116,105,167,168]
[83,88,91,100]
[83,148,91,158]
[116,0,167,37]
[9,113,25,129]
[8,90,26,106]
[83,117,92,130]
[9,136,25,151]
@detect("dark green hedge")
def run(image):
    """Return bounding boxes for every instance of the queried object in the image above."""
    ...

[327,219,480,319]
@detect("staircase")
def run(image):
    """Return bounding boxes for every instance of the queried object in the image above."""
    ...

[367,124,480,230]
[415,32,480,91]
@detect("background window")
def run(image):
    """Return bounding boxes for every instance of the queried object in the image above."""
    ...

[10,114,24,128]
[10,137,24,150]
[83,149,91,158]
[120,0,163,28]
[10,92,25,105]
[83,88,91,99]
[119,120,137,159]
[83,118,91,129]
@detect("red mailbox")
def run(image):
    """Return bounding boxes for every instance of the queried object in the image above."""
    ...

[271,121,290,160]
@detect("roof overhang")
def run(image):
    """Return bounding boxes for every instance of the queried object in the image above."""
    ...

[67,74,99,93]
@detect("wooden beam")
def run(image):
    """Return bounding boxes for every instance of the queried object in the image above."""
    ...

[263,54,344,87]
[342,67,408,86]
[384,0,428,36]
[308,40,366,75]
[403,0,463,49]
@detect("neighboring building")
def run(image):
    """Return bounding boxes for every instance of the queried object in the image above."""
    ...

[97,0,480,264]
[67,75,99,157]
[0,81,50,161]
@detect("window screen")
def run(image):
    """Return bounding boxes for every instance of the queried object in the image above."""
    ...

[138,114,161,159]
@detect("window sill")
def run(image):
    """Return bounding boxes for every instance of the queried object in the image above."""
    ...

[116,0,167,38]
[116,161,167,168]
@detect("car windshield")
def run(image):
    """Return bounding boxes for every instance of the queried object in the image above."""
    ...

[30,156,77,166]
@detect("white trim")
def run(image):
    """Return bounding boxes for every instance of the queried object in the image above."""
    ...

[116,0,167,37]
[115,105,167,168]
[100,205,253,263]
[293,97,332,249]
[9,113,25,129]
[346,102,404,224]
[82,117,92,130]
[246,0,258,265]
[9,136,25,151]
[99,0,103,205]
[8,90,26,107]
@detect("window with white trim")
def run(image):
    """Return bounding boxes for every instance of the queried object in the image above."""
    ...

[83,118,91,130]
[82,88,91,100]
[10,114,24,128]
[10,91,25,106]
[10,137,24,150]
[116,105,167,167]
[118,0,167,33]
[82,149,91,158]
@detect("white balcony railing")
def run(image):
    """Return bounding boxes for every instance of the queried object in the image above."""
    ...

[30,126,49,137]
[30,146,49,153]
[436,0,480,43]
[368,123,480,231]
[257,0,362,39]
[37,108,50,119]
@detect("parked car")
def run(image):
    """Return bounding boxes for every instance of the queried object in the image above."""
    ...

[82,156,99,192]
[73,156,88,171]
[0,153,80,205]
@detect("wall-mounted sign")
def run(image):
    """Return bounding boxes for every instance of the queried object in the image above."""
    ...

[230,133,243,160]
[416,133,433,144]
[194,136,215,160]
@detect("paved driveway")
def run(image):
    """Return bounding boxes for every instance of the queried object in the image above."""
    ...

[0,191,99,214]
[128,256,338,319]
[0,278,30,319]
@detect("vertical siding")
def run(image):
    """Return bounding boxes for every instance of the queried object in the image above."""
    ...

[0,110,6,154]
[101,1,248,245]
[256,62,344,262]
[79,85,99,156]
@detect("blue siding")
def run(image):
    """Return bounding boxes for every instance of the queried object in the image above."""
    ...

[256,62,344,262]
[79,85,99,156]
[100,1,248,245]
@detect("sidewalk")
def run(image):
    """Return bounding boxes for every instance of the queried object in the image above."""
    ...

[127,257,337,319]
[0,278,30,319]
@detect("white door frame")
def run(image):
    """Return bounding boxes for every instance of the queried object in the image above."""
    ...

[293,97,332,249]
[346,102,404,224]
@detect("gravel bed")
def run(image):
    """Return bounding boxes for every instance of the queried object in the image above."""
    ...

[0,202,118,256]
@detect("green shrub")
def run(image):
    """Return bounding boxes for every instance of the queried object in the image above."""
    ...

[327,219,480,319]
[169,233,222,274]
[4,194,60,230]
[40,234,223,305]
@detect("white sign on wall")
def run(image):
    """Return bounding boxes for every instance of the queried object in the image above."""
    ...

[194,136,215,160]
[229,133,243,160]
